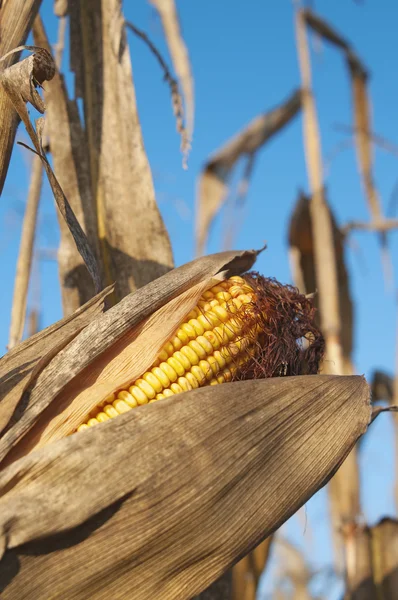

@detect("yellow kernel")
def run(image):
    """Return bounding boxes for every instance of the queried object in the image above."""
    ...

[113,399,132,414]
[196,335,214,355]
[185,371,200,389]
[117,390,138,408]
[202,291,215,300]
[156,393,166,400]
[170,382,184,394]
[77,424,90,432]
[157,349,169,362]
[188,318,205,336]
[199,360,214,381]
[87,418,99,427]
[180,323,197,341]
[213,325,230,345]
[191,364,207,385]
[211,285,227,294]
[211,305,229,323]
[238,294,253,305]
[213,350,227,369]
[151,366,170,388]
[177,376,193,391]
[159,362,178,382]
[163,388,175,397]
[173,350,192,371]
[104,404,119,418]
[163,342,175,356]
[229,276,246,285]
[142,372,163,394]
[176,329,190,345]
[167,356,185,377]
[215,291,232,302]
[136,378,156,400]
[197,313,216,331]
[129,385,149,405]
[203,330,221,350]
[217,368,232,383]
[171,336,183,351]
[188,339,207,360]
[187,308,200,319]
[96,412,110,423]
[180,345,200,365]
[210,379,219,386]
[207,355,221,376]
[198,300,212,310]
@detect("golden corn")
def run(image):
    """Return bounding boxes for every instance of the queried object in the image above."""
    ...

[77,276,258,432]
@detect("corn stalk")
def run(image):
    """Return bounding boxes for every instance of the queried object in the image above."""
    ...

[295,9,364,591]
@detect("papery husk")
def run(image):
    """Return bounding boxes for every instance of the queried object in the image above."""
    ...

[0,285,112,435]
[0,374,371,599]
[0,250,260,466]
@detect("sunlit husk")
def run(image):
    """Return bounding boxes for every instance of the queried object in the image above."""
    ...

[0,375,371,600]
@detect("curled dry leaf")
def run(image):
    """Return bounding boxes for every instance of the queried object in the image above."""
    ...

[0,45,102,294]
[0,0,42,194]
[196,88,302,256]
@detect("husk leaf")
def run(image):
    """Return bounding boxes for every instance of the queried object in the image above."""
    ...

[0,250,259,465]
[0,285,112,436]
[0,374,370,599]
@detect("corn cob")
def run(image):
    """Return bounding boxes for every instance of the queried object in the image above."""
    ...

[77,276,258,432]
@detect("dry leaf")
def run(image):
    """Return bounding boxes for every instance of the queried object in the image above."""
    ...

[345,518,398,599]
[195,88,302,256]
[0,285,112,436]
[32,17,102,316]
[288,191,354,374]
[0,375,371,599]
[0,0,42,193]
[69,0,173,301]
[302,8,390,282]
[150,0,194,167]
[0,45,102,294]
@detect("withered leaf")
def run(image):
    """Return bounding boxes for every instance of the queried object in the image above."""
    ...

[0,46,102,294]
[0,375,370,599]
[196,89,301,256]
[0,285,112,436]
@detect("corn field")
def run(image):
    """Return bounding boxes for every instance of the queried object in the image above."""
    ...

[0,1,397,599]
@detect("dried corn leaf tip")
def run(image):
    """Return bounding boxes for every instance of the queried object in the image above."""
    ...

[77,274,324,432]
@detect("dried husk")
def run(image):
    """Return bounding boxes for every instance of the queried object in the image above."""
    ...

[69,0,173,301]
[0,285,112,436]
[0,250,259,465]
[0,0,42,193]
[195,89,302,256]
[150,0,194,167]
[232,537,273,600]
[32,16,102,316]
[0,374,371,599]
[345,518,398,599]
[0,45,102,294]
[302,8,389,279]
[288,191,354,374]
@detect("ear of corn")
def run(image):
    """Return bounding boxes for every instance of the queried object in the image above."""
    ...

[76,276,258,432]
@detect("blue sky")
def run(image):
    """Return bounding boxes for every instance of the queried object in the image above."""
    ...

[0,1,397,597]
